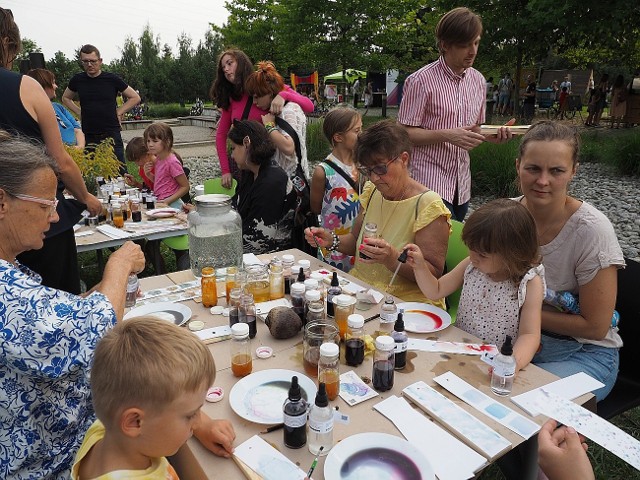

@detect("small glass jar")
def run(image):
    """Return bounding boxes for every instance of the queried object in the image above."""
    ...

[345,314,365,367]
[240,293,257,339]
[297,259,311,278]
[269,258,285,300]
[281,254,295,294]
[130,199,142,222]
[201,267,217,308]
[231,323,252,377]
[98,199,108,224]
[111,201,124,228]
[359,222,378,259]
[290,282,306,322]
[303,319,340,378]
[333,294,357,340]
[229,287,244,327]
[226,266,238,303]
[146,195,156,210]
[377,295,398,339]
[318,342,340,401]
[372,335,395,391]
[246,264,270,303]
[305,290,324,325]
[310,272,326,302]
[120,195,130,221]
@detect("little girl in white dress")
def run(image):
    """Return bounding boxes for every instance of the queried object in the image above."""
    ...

[405,198,545,372]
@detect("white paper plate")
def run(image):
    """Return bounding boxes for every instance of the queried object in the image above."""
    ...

[396,302,451,333]
[123,302,192,326]
[146,207,180,218]
[229,369,316,425]
[324,432,435,480]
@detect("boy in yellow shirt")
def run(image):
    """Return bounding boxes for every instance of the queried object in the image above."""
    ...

[72,317,217,479]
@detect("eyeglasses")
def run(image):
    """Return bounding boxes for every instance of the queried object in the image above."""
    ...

[81,59,100,65]
[12,194,59,216]
[357,156,399,177]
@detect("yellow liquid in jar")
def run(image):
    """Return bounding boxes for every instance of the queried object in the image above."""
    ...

[247,280,270,303]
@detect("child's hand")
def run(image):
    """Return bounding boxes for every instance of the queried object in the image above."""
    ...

[403,243,427,269]
[123,173,136,186]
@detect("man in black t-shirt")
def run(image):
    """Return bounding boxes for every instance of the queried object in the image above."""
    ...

[62,44,140,170]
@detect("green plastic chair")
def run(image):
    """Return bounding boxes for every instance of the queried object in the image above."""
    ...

[445,220,469,322]
[204,177,237,196]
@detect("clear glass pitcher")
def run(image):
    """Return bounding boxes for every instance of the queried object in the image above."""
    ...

[188,194,243,277]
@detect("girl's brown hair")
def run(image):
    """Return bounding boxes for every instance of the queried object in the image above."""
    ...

[322,105,360,146]
[209,48,255,109]
[143,122,174,152]
[0,8,21,67]
[26,68,55,90]
[125,137,147,163]
[462,198,540,283]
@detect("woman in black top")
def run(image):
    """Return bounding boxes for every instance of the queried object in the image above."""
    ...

[229,120,296,254]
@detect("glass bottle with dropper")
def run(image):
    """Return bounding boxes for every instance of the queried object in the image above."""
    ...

[283,376,307,448]
[308,382,333,456]
[491,335,516,396]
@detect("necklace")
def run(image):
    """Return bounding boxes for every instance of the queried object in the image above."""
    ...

[378,183,409,236]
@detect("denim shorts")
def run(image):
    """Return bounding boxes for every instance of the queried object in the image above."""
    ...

[533,334,619,402]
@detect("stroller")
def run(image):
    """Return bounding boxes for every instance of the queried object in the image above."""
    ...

[190,98,204,116]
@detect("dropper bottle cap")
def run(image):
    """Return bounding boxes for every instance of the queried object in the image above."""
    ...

[500,335,514,356]
[394,309,405,332]
[288,375,301,401]
[315,382,329,407]
[331,271,339,286]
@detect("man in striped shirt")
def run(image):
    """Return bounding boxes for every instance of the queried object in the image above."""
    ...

[398,7,511,221]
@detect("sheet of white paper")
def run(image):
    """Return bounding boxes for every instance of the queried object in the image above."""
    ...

[234,435,307,480]
[403,381,511,459]
[510,372,604,416]
[255,298,291,316]
[408,339,498,356]
[533,390,640,470]
[433,372,540,439]
[74,230,94,237]
[339,370,378,406]
[243,253,264,266]
[96,224,134,239]
[374,395,486,480]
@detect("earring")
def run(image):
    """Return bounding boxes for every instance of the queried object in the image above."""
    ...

[243,136,251,148]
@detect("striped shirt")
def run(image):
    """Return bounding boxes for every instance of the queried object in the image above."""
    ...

[398,57,486,205]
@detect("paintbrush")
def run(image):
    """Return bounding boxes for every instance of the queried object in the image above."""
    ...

[384,248,409,293]
[307,446,324,478]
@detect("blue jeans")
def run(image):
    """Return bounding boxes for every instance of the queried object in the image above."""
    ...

[533,334,619,401]
[442,199,469,222]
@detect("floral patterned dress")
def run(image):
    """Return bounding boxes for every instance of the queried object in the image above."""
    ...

[319,153,360,272]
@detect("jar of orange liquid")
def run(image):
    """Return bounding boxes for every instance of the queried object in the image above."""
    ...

[201,267,217,308]
[230,323,252,377]
[246,264,270,303]
[318,342,340,400]
[111,202,124,228]
[333,294,357,340]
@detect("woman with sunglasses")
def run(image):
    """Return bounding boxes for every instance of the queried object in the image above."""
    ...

[0,8,101,294]
[306,120,450,307]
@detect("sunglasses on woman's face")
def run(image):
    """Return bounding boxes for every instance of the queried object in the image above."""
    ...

[357,156,399,177]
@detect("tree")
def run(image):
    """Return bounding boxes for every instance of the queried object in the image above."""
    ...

[46,51,77,95]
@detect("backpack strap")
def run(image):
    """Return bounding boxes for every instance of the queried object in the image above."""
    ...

[274,116,302,165]
[241,96,253,120]
[323,159,358,192]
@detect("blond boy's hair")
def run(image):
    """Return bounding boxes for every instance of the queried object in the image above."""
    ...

[91,317,216,423]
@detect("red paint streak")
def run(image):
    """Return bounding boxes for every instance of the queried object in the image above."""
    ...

[407,309,442,328]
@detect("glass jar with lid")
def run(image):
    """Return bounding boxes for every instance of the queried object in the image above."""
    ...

[188,194,243,277]
[318,342,340,401]
[246,264,269,303]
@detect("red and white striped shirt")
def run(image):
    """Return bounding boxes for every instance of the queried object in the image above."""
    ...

[398,57,486,205]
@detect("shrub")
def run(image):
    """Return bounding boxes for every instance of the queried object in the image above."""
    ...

[306,118,329,168]
[65,139,122,193]
[146,103,190,119]
[470,139,521,198]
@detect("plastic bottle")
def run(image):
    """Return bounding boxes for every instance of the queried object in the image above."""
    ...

[240,293,256,339]
[269,258,285,300]
[326,272,342,318]
[391,309,408,370]
[318,342,340,401]
[377,295,398,338]
[491,335,516,396]
[290,282,306,322]
[283,376,307,449]
[230,323,252,377]
[201,266,217,308]
[305,290,325,325]
[345,314,365,367]
[544,288,579,313]
[310,272,326,303]
[281,254,295,294]
[372,335,395,391]
[308,382,333,456]
[125,273,139,308]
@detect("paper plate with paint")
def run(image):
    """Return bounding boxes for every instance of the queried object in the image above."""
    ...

[229,369,316,425]
[396,302,451,333]
[324,432,435,480]
[146,207,180,218]
[123,302,191,327]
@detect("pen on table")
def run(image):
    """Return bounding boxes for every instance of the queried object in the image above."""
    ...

[307,446,324,478]
[364,313,380,324]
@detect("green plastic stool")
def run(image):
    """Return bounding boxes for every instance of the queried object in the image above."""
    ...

[445,220,469,323]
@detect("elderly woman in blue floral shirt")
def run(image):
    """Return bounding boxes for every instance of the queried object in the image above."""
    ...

[0,135,235,478]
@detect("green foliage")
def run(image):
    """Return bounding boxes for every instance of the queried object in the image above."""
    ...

[146,103,190,119]
[580,128,640,176]
[65,139,122,193]
[306,119,329,167]
[470,140,522,198]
